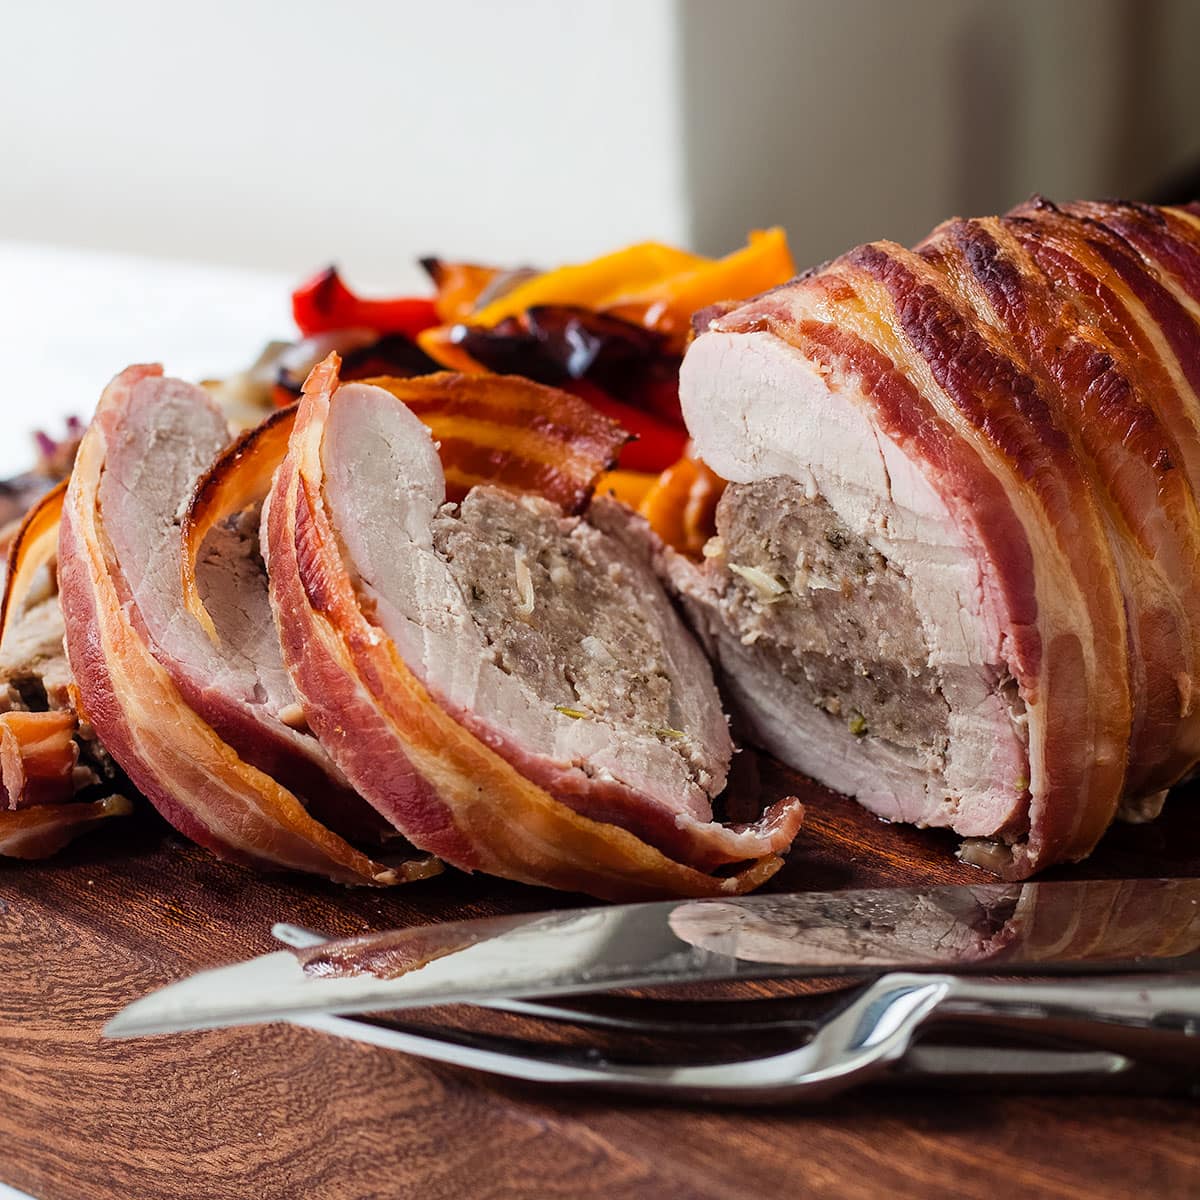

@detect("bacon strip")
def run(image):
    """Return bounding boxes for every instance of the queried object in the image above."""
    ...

[921,211,1200,801]
[181,406,299,642]
[263,356,794,900]
[0,480,66,653]
[361,372,629,513]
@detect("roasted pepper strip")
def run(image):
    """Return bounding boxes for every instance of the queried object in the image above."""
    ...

[609,228,796,340]
[416,325,490,374]
[421,259,505,323]
[639,456,727,558]
[292,267,440,338]
[562,380,688,474]
[469,243,707,327]
[595,469,658,508]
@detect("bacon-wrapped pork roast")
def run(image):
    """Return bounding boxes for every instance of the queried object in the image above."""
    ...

[666,199,1200,878]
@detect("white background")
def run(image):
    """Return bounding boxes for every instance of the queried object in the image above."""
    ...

[3,0,1200,480]
[5,0,1199,279]
[0,244,289,475]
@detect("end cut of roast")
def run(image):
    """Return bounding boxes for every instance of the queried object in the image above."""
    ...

[669,199,1200,878]
[56,364,413,883]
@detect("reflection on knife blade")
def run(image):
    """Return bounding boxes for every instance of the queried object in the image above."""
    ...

[104,878,1200,1039]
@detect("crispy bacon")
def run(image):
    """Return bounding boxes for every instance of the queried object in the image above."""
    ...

[920,211,1200,803]
[361,372,629,513]
[181,406,299,642]
[263,356,794,900]
[0,480,66,651]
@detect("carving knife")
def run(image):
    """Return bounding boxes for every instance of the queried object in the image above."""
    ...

[105,877,1200,1038]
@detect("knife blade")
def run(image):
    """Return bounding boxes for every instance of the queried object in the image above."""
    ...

[104,877,1200,1039]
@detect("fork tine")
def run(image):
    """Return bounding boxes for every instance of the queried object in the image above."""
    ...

[487,992,839,1036]
[283,976,973,1104]
[289,1009,830,1102]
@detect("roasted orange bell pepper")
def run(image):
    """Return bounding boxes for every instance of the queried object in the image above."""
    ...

[595,469,658,508]
[469,243,707,328]
[423,259,505,324]
[638,456,727,558]
[416,325,490,374]
[609,228,795,341]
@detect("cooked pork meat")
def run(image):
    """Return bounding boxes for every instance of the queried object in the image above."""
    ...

[707,477,954,756]
[1,592,73,714]
[433,487,731,810]
[670,199,1200,878]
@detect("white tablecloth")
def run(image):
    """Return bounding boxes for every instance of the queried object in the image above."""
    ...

[0,241,293,477]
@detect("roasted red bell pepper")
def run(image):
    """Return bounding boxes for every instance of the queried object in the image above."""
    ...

[292,267,440,338]
[562,380,688,473]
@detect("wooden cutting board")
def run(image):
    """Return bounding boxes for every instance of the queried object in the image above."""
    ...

[3,764,1199,1200]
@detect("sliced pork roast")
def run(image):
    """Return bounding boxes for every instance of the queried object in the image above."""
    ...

[260,360,801,900]
[667,199,1200,878]
[57,364,436,884]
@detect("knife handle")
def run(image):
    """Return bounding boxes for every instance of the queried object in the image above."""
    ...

[931,973,1200,1069]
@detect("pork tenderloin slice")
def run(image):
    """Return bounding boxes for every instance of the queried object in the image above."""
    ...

[319,380,797,868]
[91,368,380,838]
[673,329,1030,855]
[59,365,397,883]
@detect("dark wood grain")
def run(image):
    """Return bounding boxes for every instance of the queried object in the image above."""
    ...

[3,769,1199,1200]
